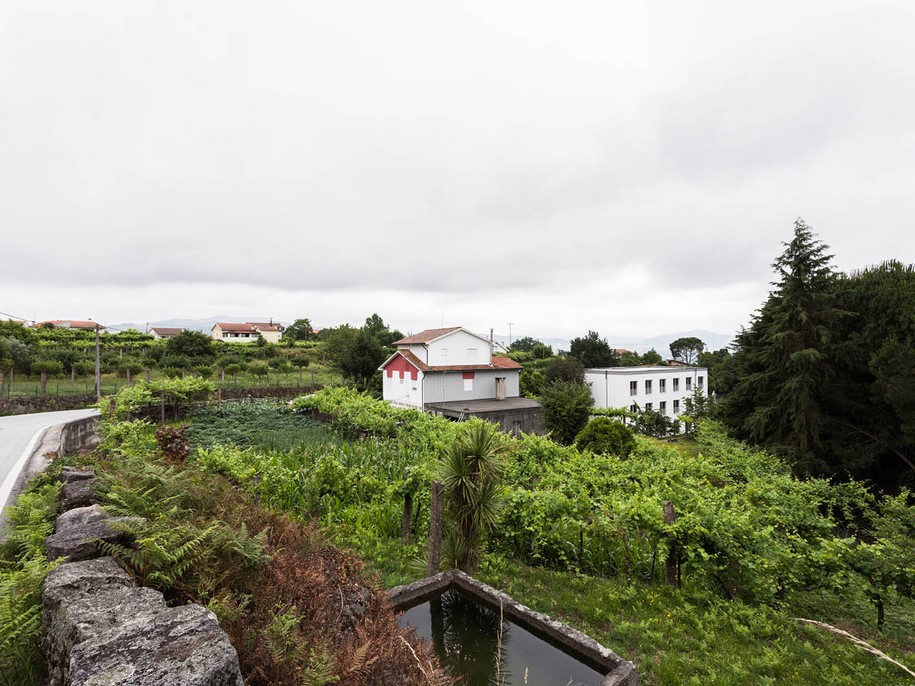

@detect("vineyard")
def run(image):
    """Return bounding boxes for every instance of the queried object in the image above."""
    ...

[179,388,914,684]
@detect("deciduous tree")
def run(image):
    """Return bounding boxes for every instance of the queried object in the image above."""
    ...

[541,380,594,445]
[569,330,619,368]
[669,337,705,365]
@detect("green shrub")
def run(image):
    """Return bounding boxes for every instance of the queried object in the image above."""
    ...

[575,417,637,457]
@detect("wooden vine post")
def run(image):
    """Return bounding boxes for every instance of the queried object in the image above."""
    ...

[427,480,444,576]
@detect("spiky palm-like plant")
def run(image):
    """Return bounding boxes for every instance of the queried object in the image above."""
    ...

[437,420,508,572]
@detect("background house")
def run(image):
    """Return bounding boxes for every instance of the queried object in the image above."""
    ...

[149,327,183,339]
[380,326,542,435]
[211,321,285,343]
[585,366,708,422]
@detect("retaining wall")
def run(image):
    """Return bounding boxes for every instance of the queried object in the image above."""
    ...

[59,416,99,457]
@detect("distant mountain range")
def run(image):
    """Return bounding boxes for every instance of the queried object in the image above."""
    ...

[112,318,735,360]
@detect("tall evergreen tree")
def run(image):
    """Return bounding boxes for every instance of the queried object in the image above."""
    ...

[723,219,847,474]
[826,260,915,486]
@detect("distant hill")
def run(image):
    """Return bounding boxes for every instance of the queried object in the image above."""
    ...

[110,316,286,334]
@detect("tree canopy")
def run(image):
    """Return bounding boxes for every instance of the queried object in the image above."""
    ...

[282,318,314,343]
[669,337,705,365]
[568,330,618,368]
[721,220,915,490]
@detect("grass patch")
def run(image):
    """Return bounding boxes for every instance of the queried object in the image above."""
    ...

[475,556,915,686]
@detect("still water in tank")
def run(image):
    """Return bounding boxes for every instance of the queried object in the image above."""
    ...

[398,589,604,686]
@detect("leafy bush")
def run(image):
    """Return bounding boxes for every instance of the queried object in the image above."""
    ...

[575,417,637,457]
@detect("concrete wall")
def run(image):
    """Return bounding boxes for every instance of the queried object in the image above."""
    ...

[59,416,99,457]
[389,570,639,686]
[421,370,520,407]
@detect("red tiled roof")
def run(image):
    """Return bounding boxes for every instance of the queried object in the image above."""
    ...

[33,320,99,329]
[491,356,523,369]
[250,322,284,332]
[215,323,257,333]
[151,327,182,335]
[396,350,430,372]
[393,327,462,345]
[380,350,522,373]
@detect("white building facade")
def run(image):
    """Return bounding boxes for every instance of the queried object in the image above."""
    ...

[380,327,522,410]
[585,366,708,420]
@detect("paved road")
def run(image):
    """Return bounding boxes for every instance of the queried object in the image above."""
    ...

[0,408,99,512]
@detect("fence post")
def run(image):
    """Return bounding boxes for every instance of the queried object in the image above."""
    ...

[427,480,444,576]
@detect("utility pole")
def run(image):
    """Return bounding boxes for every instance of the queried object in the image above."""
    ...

[92,320,101,399]
[506,322,514,347]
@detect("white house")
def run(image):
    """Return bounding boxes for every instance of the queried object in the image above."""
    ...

[211,321,285,344]
[585,366,708,420]
[149,327,183,340]
[379,327,524,410]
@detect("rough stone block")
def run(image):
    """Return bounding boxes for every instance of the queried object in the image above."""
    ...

[60,478,99,511]
[43,557,244,686]
[45,504,138,562]
[43,558,160,686]
[60,466,96,483]
[67,604,244,686]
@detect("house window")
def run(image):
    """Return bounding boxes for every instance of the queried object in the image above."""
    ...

[645,380,652,394]
[630,381,638,396]
[673,399,680,414]
[660,401,666,414]
[697,376,704,389]
[686,377,692,391]
[629,404,638,413]
[462,371,474,392]
[645,402,653,411]
[659,379,666,393]
[441,348,448,359]
[467,347,478,361]
[673,378,679,392]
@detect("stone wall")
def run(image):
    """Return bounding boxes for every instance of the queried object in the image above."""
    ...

[0,395,95,417]
[42,467,244,686]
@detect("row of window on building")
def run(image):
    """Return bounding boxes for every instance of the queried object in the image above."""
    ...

[629,376,703,396]
[630,399,681,415]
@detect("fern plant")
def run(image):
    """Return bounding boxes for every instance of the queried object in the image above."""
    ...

[0,483,62,686]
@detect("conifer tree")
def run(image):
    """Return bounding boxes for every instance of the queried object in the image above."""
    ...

[724,219,846,474]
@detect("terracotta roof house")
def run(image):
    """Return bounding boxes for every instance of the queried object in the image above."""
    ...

[32,320,104,331]
[149,327,183,339]
[211,321,285,344]
[380,326,541,435]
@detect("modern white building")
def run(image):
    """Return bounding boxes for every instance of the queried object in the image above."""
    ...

[585,366,708,419]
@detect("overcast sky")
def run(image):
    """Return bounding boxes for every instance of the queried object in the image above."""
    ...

[2,1,913,342]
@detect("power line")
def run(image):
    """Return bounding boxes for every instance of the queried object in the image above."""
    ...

[0,309,34,323]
